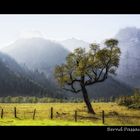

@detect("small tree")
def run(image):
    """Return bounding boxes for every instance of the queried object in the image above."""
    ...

[5,96,12,103]
[54,39,121,114]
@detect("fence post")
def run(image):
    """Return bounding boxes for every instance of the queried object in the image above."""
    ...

[1,109,3,119]
[102,110,105,124]
[33,109,36,120]
[50,107,53,119]
[74,110,77,122]
[14,107,17,118]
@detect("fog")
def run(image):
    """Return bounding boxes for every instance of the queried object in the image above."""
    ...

[0,14,140,49]
[0,15,140,86]
[0,14,140,98]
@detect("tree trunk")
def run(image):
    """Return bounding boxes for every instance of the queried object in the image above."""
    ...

[81,86,96,114]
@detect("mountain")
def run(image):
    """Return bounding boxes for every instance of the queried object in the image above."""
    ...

[1,37,133,99]
[60,38,89,52]
[0,52,46,97]
[115,27,140,88]
[0,51,66,98]
[2,37,69,78]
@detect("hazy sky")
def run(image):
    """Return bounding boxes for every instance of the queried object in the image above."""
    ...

[0,14,140,48]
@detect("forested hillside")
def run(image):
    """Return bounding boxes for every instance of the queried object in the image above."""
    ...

[0,52,65,98]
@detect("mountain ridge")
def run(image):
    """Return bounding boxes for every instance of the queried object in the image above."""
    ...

[115,27,140,88]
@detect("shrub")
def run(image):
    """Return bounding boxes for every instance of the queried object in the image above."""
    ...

[128,104,140,109]
[116,89,140,108]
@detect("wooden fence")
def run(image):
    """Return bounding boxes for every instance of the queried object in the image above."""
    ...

[0,107,106,124]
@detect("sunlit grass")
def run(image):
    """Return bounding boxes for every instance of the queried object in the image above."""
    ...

[0,103,139,126]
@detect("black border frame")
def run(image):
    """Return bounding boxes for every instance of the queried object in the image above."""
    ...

[0,0,140,137]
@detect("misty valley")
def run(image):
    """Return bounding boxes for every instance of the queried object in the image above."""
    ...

[0,27,139,99]
[0,15,140,126]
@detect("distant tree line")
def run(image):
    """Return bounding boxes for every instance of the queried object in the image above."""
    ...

[92,96,116,103]
[0,96,66,103]
[0,96,117,103]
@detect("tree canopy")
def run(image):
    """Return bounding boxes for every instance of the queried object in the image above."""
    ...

[54,39,121,92]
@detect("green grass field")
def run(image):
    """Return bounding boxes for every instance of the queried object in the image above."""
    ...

[0,102,140,126]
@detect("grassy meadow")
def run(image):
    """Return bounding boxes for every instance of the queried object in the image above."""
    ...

[0,102,140,126]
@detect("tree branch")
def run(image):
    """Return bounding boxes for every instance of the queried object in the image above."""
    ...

[63,70,82,93]
[85,67,108,86]
[92,68,97,77]
[85,72,92,80]
[62,86,81,93]
[96,67,105,80]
